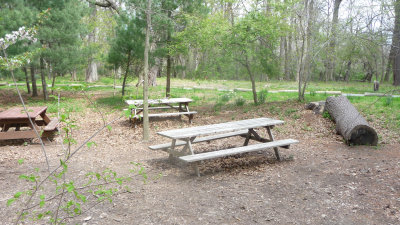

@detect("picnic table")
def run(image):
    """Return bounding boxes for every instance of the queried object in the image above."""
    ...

[0,106,59,140]
[125,98,197,126]
[149,117,298,176]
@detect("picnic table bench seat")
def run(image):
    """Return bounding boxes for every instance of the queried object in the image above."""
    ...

[44,118,59,131]
[132,111,197,119]
[149,130,249,151]
[179,139,298,163]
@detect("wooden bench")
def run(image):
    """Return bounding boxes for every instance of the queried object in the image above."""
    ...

[149,130,248,151]
[132,111,197,119]
[179,139,298,163]
[44,118,59,131]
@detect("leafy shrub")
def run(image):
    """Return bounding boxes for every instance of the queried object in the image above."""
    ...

[257,89,268,105]
[235,97,245,106]
[384,96,393,107]
[322,111,332,120]
[220,93,231,103]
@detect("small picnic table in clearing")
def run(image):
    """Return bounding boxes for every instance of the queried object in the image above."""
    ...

[0,106,59,140]
[125,98,197,126]
[149,117,299,176]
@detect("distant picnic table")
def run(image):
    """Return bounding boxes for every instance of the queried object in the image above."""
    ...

[0,106,59,140]
[150,117,299,176]
[125,98,197,126]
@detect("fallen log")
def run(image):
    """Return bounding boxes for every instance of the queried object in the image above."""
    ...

[325,96,378,146]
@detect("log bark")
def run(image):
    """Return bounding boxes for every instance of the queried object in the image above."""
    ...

[325,96,378,146]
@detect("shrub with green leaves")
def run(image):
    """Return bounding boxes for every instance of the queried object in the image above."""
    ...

[257,90,268,105]
[235,97,246,106]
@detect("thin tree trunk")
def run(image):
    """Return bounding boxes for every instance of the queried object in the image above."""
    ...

[30,64,38,97]
[165,7,172,98]
[122,52,131,96]
[325,0,342,81]
[40,56,48,100]
[344,60,352,82]
[244,56,258,104]
[23,67,31,94]
[393,0,400,86]
[86,2,99,83]
[143,0,151,141]
[71,69,77,81]
[51,72,57,95]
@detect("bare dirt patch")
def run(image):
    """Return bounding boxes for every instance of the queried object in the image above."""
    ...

[0,95,399,224]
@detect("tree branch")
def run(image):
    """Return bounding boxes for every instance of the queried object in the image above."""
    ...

[87,0,120,14]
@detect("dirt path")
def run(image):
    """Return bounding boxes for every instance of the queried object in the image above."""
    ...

[0,101,399,224]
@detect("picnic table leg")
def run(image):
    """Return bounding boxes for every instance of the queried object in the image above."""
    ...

[3,124,10,132]
[168,139,177,160]
[266,126,281,161]
[243,129,251,146]
[186,138,200,177]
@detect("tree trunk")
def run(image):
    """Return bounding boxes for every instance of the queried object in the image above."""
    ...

[390,0,400,84]
[71,69,77,81]
[344,60,352,82]
[166,54,171,97]
[86,2,99,83]
[143,0,151,141]
[394,0,400,86]
[122,51,131,96]
[279,36,285,80]
[23,67,31,94]
[325,96,378,146]
[30,64,38,97]
[165,8,172,98]
[298,0,314,101]
[325,0,342,81]
[244,57,258,104]
[51,72,57,95]
[40,57,48,100]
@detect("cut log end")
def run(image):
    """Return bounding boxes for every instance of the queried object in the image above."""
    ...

[349,125,378,146]
[325,96,379,146]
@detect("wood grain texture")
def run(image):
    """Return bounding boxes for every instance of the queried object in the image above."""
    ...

[179,139,299,162]
[158,118,284,139]
[149,130,249,150]
[325,96,378,146]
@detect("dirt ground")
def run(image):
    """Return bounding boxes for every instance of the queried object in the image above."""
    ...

[1,93,400,225]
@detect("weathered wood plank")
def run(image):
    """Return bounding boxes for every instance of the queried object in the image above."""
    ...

[44,118,59,131]
[0,107,47,120]
[125,98,193,106]
[179,139,298,163]
[133,111,197,119]
[0,130,38,140]
[149,130,249,150]
[158,118,284,139]
[136,106,180,110]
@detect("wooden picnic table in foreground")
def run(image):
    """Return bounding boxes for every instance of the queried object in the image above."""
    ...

[150,118,299,176]
[0,107,59,140]
[125,98,197,126]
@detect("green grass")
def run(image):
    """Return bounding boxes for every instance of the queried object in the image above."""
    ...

[1,76,400,132]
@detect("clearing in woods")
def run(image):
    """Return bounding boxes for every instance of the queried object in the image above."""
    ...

[0,88,399,224]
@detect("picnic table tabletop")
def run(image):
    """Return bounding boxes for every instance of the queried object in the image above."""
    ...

[125,98,193,106]
[0,107,47,120]
[157,117,284,139]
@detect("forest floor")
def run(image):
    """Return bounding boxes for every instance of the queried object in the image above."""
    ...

[0,91,400,225]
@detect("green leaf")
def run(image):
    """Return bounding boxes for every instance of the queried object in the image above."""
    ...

[37,213,43,219]
[39,200,45,208]
[40,194,45,200]
[7,198,15,206]
[87,142,96,148]
[14,192,23,199]
[60,159,68,171]
[106,125,112,131]
[17,159,25,165]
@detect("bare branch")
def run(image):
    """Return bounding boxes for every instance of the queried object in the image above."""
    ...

[86,0,120,14]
